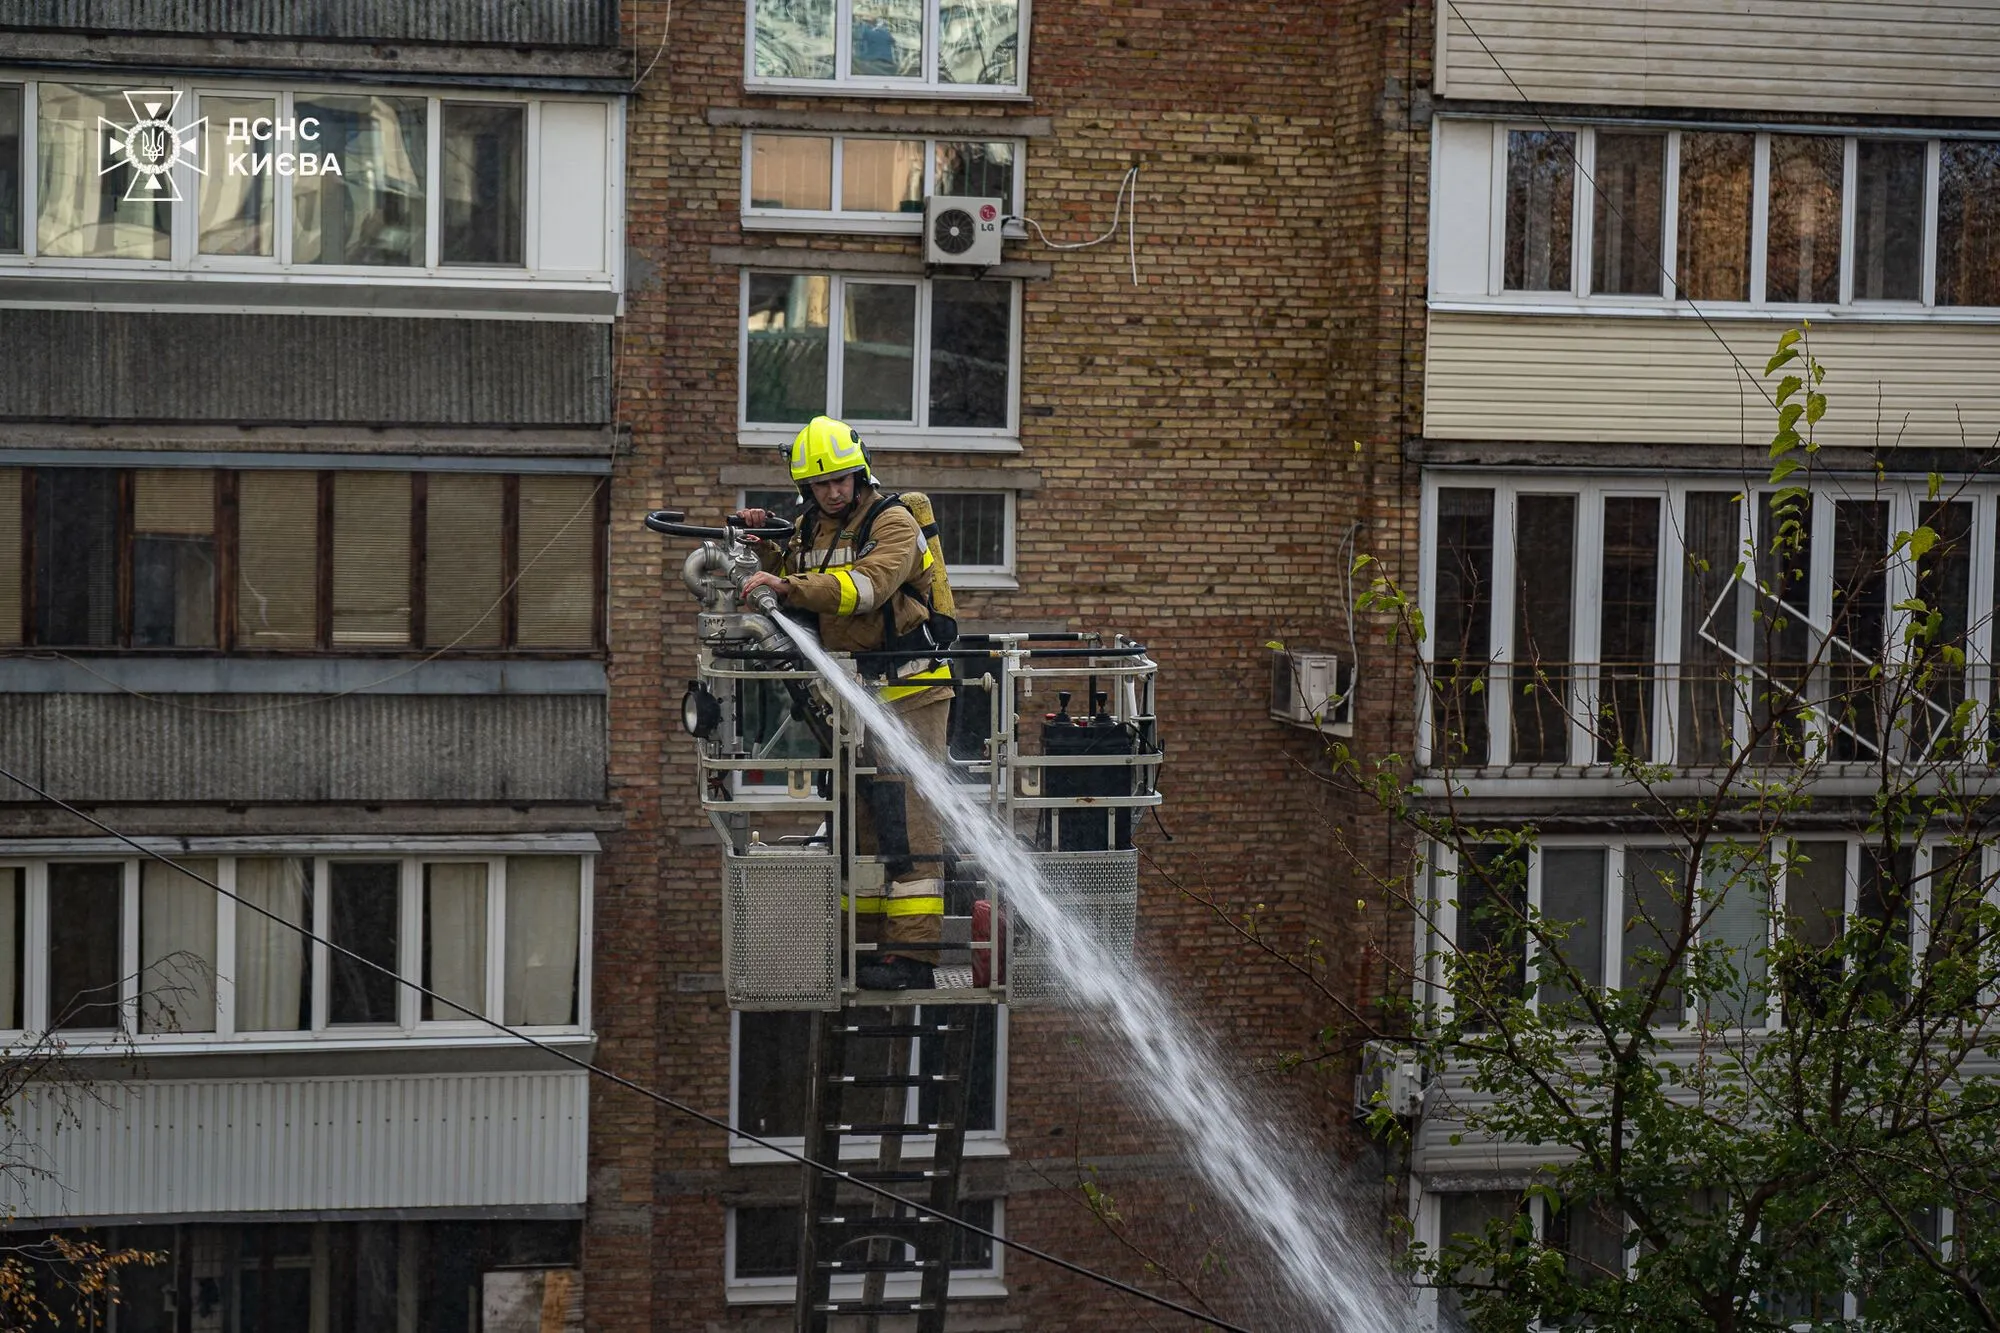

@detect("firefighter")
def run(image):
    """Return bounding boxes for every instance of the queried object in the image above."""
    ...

[737,416,954,990]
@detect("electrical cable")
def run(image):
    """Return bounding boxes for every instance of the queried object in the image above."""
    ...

[0,761,1254,1333]
[1017,165,1142,286]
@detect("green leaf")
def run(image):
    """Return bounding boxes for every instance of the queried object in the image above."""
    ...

[1778,402,1804,434]
[1905,526,1938,559]
[1805,391,1827,424]
[1766,346,1799,375]
[1776,374,1803,405]
[1769,458,1801,483]
[1776,328,1802,351]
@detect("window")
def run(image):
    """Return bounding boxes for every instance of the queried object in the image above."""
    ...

[743,133,1024,231]
[1939,140,2000,306]
[748,0,1026,96]
[1765,134,1844,304]
[235,857,311,1032]
[728,1198,1001,1297]
[742,273,1017,442]
[1854,139,1925,301]
[504,856,582,1026]
[0,85,20,254]
[3,465,603,653]
[442,102,525,265]
[140,858,218,1034]
[328,861,400,1025]
[290,95,428,267]
[1423,474,2000,769]
[199,94,275,256]
[1590,131,1665,296]
[37,84,170,259]
[47,863,122,1030]
[1676,131,1754,301]
[1503,129,1574,292]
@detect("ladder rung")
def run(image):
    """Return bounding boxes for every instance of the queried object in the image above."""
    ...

[814,1303,938,1315]
[836,1023,961,1037]
[817,1213,942,1231]
[845,1168,951,1184]
[818,1258,946,1273]
[826,1121,948,1134]
[831,1073,955,1088]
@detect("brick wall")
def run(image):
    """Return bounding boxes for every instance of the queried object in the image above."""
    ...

[593,0,1429,1326]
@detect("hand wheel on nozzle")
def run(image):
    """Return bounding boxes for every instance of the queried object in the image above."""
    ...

[644,509,796,541]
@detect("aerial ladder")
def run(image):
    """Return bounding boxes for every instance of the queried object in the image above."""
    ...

[645,508,1163,1331]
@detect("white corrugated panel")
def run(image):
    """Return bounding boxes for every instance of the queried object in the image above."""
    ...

[1439,0,2000,117]
[1425,311,2000,448]
[4,1069,586,1219]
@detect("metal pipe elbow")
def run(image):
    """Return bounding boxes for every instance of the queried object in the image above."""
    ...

[682,545,722,599]
[736,613,795,654]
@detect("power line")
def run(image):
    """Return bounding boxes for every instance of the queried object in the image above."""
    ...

[0,761,1252,1333]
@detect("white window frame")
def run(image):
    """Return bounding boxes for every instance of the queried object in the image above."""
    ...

[0,74,621,294]
[724,1198,1006,1304]
[726,1006,1010,1164]
[738,270,1023,452]
[742,0,1031,100]
[1441,118,2000,320]
[0,843,593,1051]
[740,130,1028,235]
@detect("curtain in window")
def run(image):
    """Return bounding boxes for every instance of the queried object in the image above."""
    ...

[423,863,487,1022]
[504,856,580,1025]
[140,858,218,1034]
[750,134,833,210]
[235,857,309,1032]
[841,138,923,212]
[516,477,598,649]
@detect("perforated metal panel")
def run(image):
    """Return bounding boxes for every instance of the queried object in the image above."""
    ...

[724,852,841,1010]
[1009,849,1139,1005]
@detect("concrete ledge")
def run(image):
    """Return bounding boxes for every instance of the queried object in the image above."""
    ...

[708,106,1053,137]
[710,245,1053,280]
[0,655,607,695]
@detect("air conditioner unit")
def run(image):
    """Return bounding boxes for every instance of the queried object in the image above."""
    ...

[1270,648,1354,735]
[924,195,1005,266]
[1353,1040,1424,1121]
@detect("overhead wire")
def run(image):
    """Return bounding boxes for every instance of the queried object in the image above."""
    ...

[0,761,1252,1333]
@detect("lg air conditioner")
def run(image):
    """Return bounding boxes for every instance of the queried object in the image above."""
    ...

[1270,648,1354,736]
[924,195,1004,266]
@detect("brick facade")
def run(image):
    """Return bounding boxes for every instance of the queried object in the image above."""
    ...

[593,0,1431,1325]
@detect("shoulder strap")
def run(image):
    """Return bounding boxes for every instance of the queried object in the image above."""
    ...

[849,492,905,554]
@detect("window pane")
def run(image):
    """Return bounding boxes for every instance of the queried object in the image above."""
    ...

[0,468,20,647]
[1938,140,2000,307]
[0,86,20,253]
[1547,1197,1624,1287]
[746,274,830,424]
[1538,848,1606,1014]
[1853,140,1924,301]
[932,492,1006,568]
[918,1003,999,1131]
[1752,492,1813,759]
[1765,135,1844,303]
[748,134,832,210]
[237,471,319,649]
[1702,850,1770,1028]
[929,279,1011,429]
[853,0,923,77]
[752,0,834,78]
[332,472,411,646]
[1438,1192,1519,1325]
[329,862,400,1025]
[1914,501,1973,751]
[940,0,1019,85]
[235,857,310,1032]
[937,141,1015,202]
[140,858,217,1034]
[1457,846,1527,1016]
[1599,496,1660,762]
[841,138,923,213]
[49,862,122,1030]
[504,856,580,1025]
[423,473,504,648]
[1621,847,1684,1020]
[1784,840,1846,1021]
[842,282,917,420]
[1676,132,1753,301]
[1504,129,1574,291]
[1511,494,1575,764]
[1590,132,1665,296]
[1828,500,1889,760]
[198,96,274,256]
[950,1198,998,1271]
[32,468,117,647]
[293,96,427,267]
[440,103,524,266]
[1677,491,1742,765]
[737,1010,812,1136]
[422,863,486,1022]
[36,84,171,259]
[133,470,216,648]
[516,476,598,649]
[733,1207,798,1279]
[0,868,21,1028]
[1432,488,1495,764]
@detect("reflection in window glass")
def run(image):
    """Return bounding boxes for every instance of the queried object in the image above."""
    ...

[853,0,923,77]
[235,857,310,1032]
[422,863,486,1022]
[1854,140,1924,301]
[1537,848,1606,1014]
[133,470,217,648]
[1938,140,2000,307]
[0,86,20,253]
[329,862,399,1025]
[936,140,1015,203]
[36,84,172,259]
[441,103,524,266]
[32,468,117,647]
[1621,847,1684,1021]
[1676,132,1753,301]
[746,274,831,423]
[932,492,1007,568]
[749,134,832,210]
[237,471,319,649]
[293,96,427,266]
[1432,489,1496,765]
[1702,851,1769,1028]
[331,472,411,646]
[1504,130,1574,291]
[49,862,122,1030]
[1765,135,1844,303]
[1590,132,1664,296]
[929,280,1010,428]
[503,857,580,1025]
[841,138,924,213]
[140,858,217,1034]
[1511,495,1575,764]
[753,0,835,79]
[843,283,917,420]
[198,96,274,256]
[940,0,1019,85]
[1598,496,1660,762]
